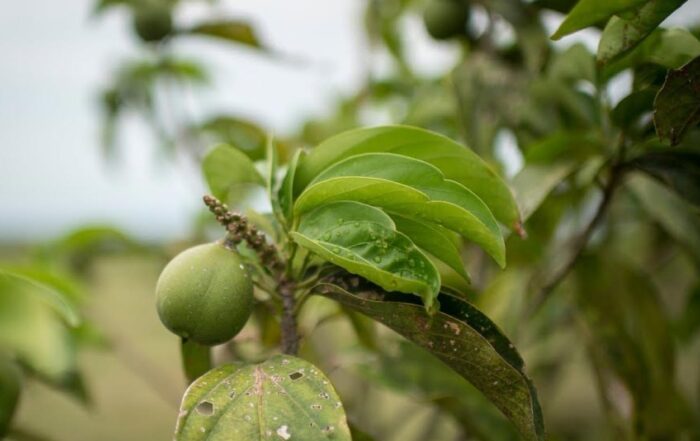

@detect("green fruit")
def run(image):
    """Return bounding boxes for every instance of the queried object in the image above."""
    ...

[423,0,469,41]
[156,243,253,345]
[132,3,173,43]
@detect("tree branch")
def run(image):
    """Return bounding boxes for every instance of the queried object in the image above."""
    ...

[529,164,625,314]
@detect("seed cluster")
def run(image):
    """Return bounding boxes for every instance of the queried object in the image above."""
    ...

[203,195,283,271]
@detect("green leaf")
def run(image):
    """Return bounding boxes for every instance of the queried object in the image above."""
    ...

[628,150,700,207]
[0,270,80,327]
[512,162,576,221]
[202,144,265,202]
[0,357,21,438]
[196,116,268,161]
[654,55,700,145]
[627,174,700,265]
[295,153,505,267]
[551,0,647,40]
[597,0,688,64]
[279,149,304,223]
[314,282,544,441]
[610,89,657,129]
[293,126,521,231]
[391,214,470,284]
[604,28,700,78]
[291,201,440,310]
[184,20,264,50]
[175,355,351,440]
[0,274,76,382]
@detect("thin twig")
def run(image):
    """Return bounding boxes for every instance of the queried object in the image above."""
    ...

[529,164,625,314]
[279,277,299,355]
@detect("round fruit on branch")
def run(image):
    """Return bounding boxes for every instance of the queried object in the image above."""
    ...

[155,242,253,345]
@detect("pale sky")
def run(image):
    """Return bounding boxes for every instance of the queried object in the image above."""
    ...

[0,0,698,243]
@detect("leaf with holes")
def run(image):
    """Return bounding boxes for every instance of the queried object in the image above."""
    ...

[294,153,505,267]
[202,144,265,202]
[175,355,351,441]
[291,201,440,311]
[293,126,520,231]
[654,55,700,145]
[313,282,544,441]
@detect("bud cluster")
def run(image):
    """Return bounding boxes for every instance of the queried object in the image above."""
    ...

[202,195,283,271]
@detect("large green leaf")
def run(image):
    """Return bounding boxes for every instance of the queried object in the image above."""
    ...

[597,0,688,64]
[628,149,700,208]
[293,126,520,231]
[654,55,700,146]
[175,356,351,440]
[291,202,440,310]
[313,281,544,441]
[202,144,265,202]
[551,0,647,40]
[295,153,505,267]
[390,214,470,284]
[0,357,21,438]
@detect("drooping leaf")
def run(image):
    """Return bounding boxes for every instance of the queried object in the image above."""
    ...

[627,174,700,265]
[291,201,441,310]
[295,153,505,267]
[0,271,80,327]
[390,214,470,283]
[313,281,544,441]
[184,20,264,50]
[202,144,265,202]
[551,0,647,40]
[512,162,576,222]
[293,126,521,231]
[654,55,700,145]
[628,149,700,207]
[597,0,688,64]
[175,356,351,440]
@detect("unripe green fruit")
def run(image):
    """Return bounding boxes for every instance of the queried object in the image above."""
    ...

[156,243,253,345]
[423,0,469,41]
[132,3,173,43]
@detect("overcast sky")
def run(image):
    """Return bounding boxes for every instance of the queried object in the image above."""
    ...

[1,0,698,243]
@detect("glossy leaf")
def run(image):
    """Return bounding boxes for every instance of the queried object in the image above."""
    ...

[196,116,267,161]
[597,0,687,63]
[512,162,576,221]
[391,214,470,283]
[295,153,505,267]
[202,144,265,202]
[654,55,700,145]
[313,281,544,441]
[291,201,440,310]
[628,149,700,207]
[293,126,520,231]
[185,20,263,50]
[175,356,351,440]
[551,0,647,40]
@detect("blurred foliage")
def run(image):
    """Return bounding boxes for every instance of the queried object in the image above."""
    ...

[4,0,700,439]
